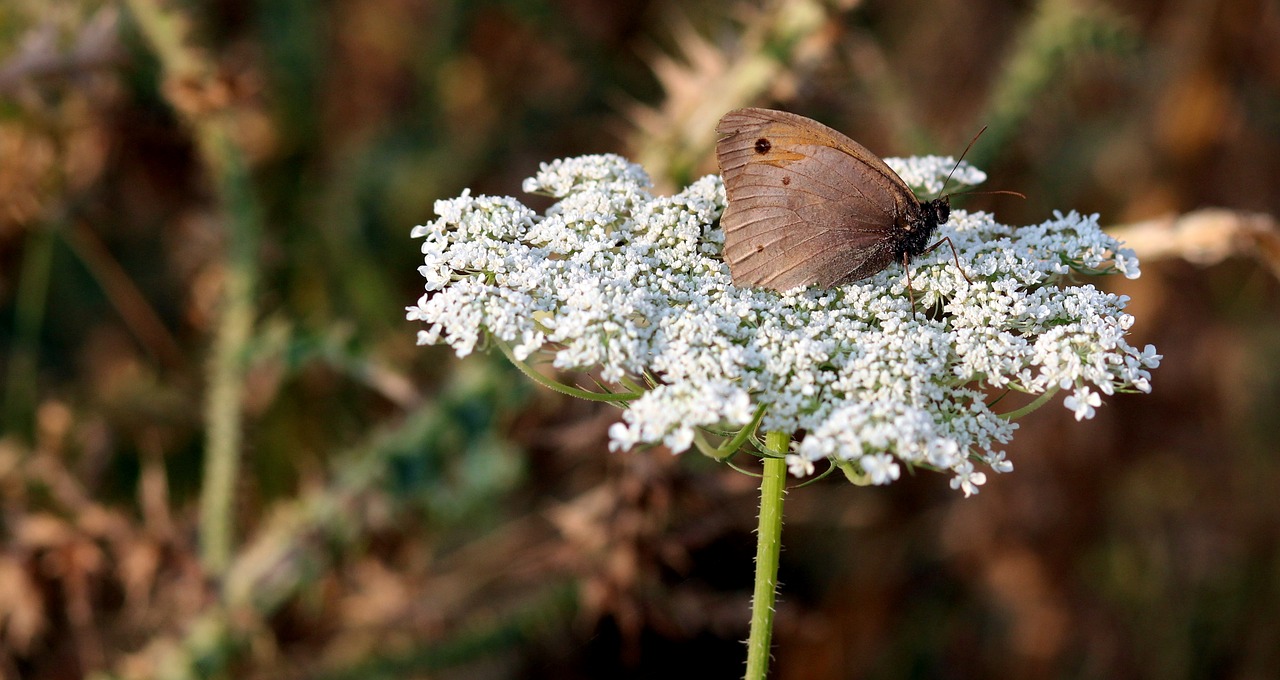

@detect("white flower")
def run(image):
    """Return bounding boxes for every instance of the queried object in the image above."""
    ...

[786,454,815,478]
[409,154,1159,495]
[950,461,988,497]
[607,422,637,452]
[884,156,986,195]
[860,453,901,485]
[984,450,1014,473]
[1137,344,1162,368]
[1064,386,1102,421]
[1114,247,1142,279]
[927,439,963,468]
[522,154,653,198]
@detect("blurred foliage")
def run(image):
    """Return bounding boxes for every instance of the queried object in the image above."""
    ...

[0,0,1278,678]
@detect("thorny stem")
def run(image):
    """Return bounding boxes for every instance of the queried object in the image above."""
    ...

[125,0,262,576]
[745,431,788,680]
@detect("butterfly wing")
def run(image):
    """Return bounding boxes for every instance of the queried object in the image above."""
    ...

[716,107,921,290]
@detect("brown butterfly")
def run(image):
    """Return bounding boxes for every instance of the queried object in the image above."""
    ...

[716,107,965,292]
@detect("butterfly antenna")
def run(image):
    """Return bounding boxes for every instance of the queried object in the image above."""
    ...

[947,188,1027,200]
[936,125,988,200]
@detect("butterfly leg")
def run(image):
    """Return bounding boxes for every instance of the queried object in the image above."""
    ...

[903,252,916,309]
[921,236,973,284]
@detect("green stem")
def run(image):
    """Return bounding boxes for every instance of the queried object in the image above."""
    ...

[125,0,263,579]
[999,384,1061,421]
[745,431,788,680]
[199,133,259,576]
[492,337,639,402]
[692,401,768,461]
[3,221,55,438]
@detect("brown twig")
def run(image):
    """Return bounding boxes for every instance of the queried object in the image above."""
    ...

[64,221,187,371]
[1107,208,1280,280]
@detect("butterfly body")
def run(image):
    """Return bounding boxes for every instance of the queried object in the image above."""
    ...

[716,107,952,291]
[895,197,950,263]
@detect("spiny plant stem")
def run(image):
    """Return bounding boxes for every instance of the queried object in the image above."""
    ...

[125,0,263,576]
[745,431,788,680]
[199,134,258,576]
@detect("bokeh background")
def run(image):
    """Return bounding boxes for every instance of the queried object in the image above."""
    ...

[1,0,1279,678]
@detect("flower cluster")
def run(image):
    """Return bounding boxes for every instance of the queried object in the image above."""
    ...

[408,153,1159,495]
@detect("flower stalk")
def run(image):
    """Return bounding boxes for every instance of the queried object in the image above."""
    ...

[745,432,788,680]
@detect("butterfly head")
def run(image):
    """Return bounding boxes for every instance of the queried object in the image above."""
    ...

[898,196,951,259]
[927,196,950,228]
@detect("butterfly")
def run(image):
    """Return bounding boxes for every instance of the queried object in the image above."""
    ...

[715,107,969,292]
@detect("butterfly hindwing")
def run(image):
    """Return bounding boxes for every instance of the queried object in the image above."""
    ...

[716,108,922,289]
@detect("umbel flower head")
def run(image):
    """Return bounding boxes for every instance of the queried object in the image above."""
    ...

[407,154,1160,496]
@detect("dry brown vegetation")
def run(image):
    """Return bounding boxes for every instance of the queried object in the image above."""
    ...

[0,0,1278,678]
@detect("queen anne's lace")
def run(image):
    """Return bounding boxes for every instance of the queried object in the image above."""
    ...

[408,154,1160,495]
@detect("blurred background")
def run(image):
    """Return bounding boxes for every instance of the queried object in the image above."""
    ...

[1,0,1278,678]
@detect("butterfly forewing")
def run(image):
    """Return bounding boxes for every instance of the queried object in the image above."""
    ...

[716,108,923,290]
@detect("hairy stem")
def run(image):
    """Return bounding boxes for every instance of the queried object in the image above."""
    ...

[745,431,788,680]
